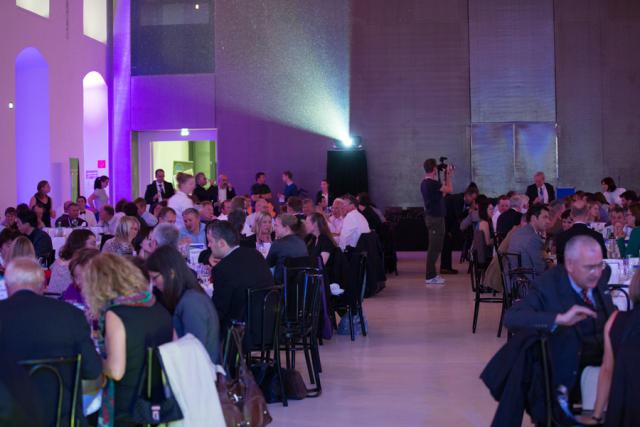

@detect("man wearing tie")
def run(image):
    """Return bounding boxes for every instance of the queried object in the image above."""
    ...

[144,169,175,211]
[526,171,555,205]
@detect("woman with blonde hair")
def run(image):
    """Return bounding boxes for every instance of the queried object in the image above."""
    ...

[82,253,173,426]
[7,236,36,263]
[252,211,274,257]
[101,216,139,256]
[168,172,195,228]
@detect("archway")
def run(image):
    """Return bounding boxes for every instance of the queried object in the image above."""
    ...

[83,71,109,197]
[15,47,50,204]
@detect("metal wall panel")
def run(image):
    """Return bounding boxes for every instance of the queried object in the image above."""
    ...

[471,123,514,195]
[469,0,556,123]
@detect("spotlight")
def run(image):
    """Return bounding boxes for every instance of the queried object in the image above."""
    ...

[180,128,190,137]
[8,102,14,109]
[194,3,200,10]
[336,135,361,149]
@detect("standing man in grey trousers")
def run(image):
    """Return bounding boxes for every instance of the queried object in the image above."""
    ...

[421,159,453,285]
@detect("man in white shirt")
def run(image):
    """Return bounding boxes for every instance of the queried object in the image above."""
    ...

[525,171,556,205]
[329,198,345,235]
[338,195,370,251]
[492,195,510,232]
[217,200,232,221]
[243,199,269,236]
[76,196,97,227]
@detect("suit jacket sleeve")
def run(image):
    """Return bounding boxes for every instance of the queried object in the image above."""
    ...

[74,311,102,380]
[144,184,155,205]
[212,264,233,324]
[165,183,175,199]
[546,183,556,202]
[228,187,236,200]
[178,293,211,348]
[525,185,537,204]
[504,283,558,332]
[524,233,547,276]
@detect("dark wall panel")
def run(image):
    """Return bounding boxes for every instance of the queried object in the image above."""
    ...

[350,0,470,208]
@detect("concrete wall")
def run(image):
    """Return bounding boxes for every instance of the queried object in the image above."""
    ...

[0,0,107,211]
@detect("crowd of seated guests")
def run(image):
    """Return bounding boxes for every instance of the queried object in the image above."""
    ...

[0,169,391,426]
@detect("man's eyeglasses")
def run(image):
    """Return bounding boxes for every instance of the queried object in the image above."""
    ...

[580,262,606,273]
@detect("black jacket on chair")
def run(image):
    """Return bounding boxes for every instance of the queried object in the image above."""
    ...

[525,183,556,205]
[0,291,102,427]
[504,265,615,391]
[354,232,386,297]
[555,223,607,264]
[212,247,274,332]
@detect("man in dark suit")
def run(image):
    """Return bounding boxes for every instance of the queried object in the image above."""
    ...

[555,204,607,264]
[209,174,237,205]
[207,221,273,332]
[505,235,615,410]
[507,204,551,277]
[496,194,529,240]
[16,210,53,263]
[0,257,102,426]
[144,169,175,210]
[525,171,556,205]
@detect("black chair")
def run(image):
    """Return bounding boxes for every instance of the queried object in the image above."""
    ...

[280,257,323,397]
[18,354,82,427]
[245,286,287,406]
[470,250,503,336]
[333,250,368,341]
[496,252,535,338]
[608,284,631,311]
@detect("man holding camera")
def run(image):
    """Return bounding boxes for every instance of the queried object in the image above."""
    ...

[421,158,454,285]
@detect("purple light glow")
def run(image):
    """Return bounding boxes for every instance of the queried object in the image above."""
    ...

[111,0,132,201]
[15,47,51,204]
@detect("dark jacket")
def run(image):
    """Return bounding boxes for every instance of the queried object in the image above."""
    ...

[144,181,175,206]
[266,235,308,284]
[354,232,386,297]
[210,185,236,203]
[481,332,558,427]
[504,265,615,390]
[526,182,556,205]
[212,247,274,331]
[0,291,102,426]
[496,209,522,239]
[555,223,607,264]
[27,228,53,264]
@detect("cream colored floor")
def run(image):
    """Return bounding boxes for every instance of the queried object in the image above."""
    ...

[268,252,511,427]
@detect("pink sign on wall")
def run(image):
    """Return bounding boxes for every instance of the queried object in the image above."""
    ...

[98,160,106,168]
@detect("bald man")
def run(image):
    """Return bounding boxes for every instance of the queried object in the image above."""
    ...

[505,235,615,409]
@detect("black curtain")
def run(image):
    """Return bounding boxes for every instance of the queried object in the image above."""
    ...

[326,149,368,197]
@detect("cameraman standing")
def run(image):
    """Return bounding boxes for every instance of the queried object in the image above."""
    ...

[421,158,454,285]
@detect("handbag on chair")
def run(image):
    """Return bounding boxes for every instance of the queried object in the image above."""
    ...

[217,325,272,427]
[130,348,183,424]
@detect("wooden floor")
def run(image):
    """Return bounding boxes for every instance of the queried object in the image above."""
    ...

[269,252,508,427]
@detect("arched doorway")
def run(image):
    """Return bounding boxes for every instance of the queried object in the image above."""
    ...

[15,47,50,204]
[83,71,109,198]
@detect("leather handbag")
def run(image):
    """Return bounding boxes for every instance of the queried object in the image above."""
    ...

[130,348,183,424]
[217,325,272,427]
[250,365,307,403]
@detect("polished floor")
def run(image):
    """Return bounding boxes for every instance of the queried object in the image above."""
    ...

[268,252,510,427]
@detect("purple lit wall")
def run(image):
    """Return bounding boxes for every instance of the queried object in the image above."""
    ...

[15,47,51,203]
[110,0,132,201]
[83,71,109,194]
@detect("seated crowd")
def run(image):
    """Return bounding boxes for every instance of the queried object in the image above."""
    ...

[0,169,385,425]
[463,172,640,426]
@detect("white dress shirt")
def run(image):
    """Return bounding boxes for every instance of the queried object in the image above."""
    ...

[168,191,194,229]
[339,209,371,250]
[492,209,502,233]
[535,185,550,204]
[80,211,97,227]
[218,187,227,203]
[329,215,344,235]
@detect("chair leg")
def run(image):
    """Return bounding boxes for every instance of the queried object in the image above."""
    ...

[285,343,291,369]
[302,338,315,385]
[311,336,322,373]
[275,346,288,407]
[358,305,367,337]
[497,302,506,338]
[348,309,355,341]
[472,295,480,333]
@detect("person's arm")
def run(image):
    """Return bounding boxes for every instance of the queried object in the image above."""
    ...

[144,185,155,205]
[29,196,36,209]
[88,193,97,211]
[103,310,127,381]
[265,242,278,267]
[479,221,492,246]
[178,294,211,347]
[592,311,619,421]
[211,267,233,323]
[440,166,454,194]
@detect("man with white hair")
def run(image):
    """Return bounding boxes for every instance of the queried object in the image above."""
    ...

[328,198,345,235]
[505,236,615,416]
[150,223,180,250]
[0,257,102,426]
[496,194,529,240]
[526,171,556,205]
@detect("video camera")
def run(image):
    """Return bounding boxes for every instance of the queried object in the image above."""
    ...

[436,157,454,181]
